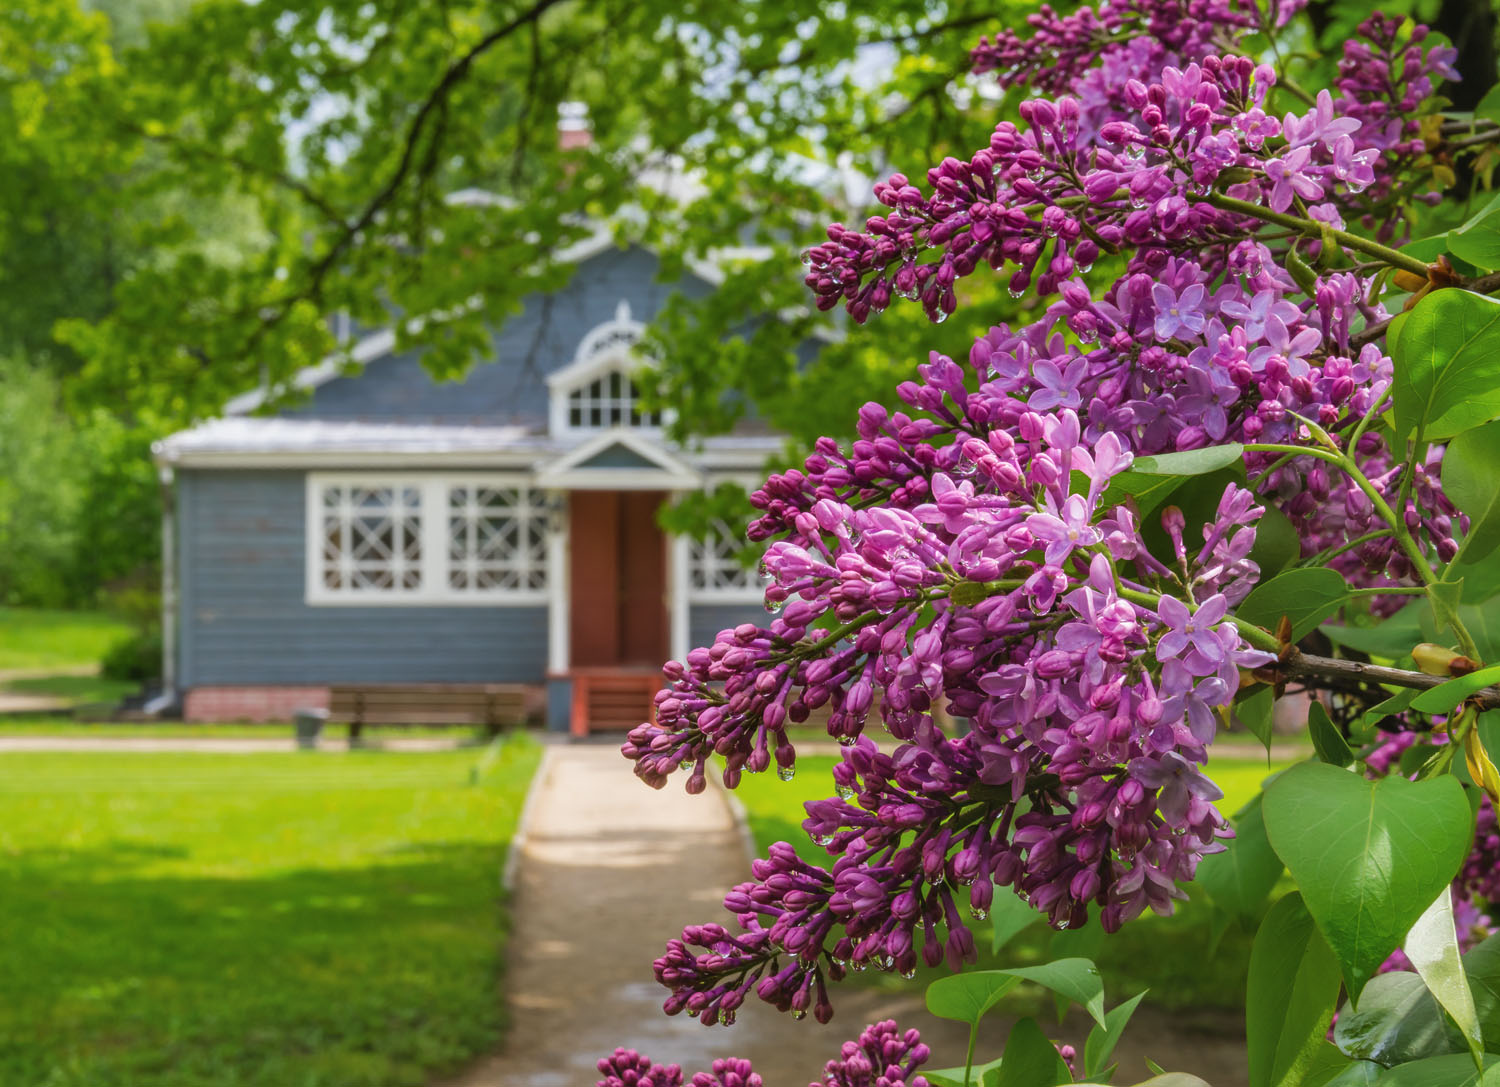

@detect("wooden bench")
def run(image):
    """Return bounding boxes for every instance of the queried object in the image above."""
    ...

[328,684,530,743]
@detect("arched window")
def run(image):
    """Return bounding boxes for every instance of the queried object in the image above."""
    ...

[548,300,667,435]
[566,367,662,429]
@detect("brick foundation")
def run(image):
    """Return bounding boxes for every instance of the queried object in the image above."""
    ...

[184,686,331,723]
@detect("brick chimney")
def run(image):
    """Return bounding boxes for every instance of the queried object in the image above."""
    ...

[558,101,591,151]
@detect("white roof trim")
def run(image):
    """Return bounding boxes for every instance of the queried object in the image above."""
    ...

[152,416,776,473]
[223,329,396,416]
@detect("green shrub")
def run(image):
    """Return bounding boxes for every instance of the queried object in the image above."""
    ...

[100,627,161,682]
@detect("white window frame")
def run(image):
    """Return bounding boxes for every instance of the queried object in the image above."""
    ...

[687,517,769,604]
[305,472,551,606]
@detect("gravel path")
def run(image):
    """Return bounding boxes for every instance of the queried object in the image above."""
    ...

[439,744,1250,1087]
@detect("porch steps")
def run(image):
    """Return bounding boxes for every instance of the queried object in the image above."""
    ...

[569,669,661,736]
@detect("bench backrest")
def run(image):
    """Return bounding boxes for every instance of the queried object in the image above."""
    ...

[328,685,529,726]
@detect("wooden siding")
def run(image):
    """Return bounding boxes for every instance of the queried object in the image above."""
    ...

[281,247,712,424]
[688,603,773,652]
[176,469,548,687]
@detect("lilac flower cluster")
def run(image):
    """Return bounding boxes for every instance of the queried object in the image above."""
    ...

[594,1020,930,1087]
[1335,14,1459,162]
[810,0,1462,329]
[631,410,1273,1022]
[806,50,1434,324]
[595,1050,761,1087]
[619,0,1486,1052]
[814,1020,932,1087]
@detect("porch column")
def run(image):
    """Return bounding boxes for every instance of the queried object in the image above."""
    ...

[546,490,570,674]
[668,490,691,663]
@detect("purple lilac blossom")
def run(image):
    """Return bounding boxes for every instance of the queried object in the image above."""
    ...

[629,411,1273,1024]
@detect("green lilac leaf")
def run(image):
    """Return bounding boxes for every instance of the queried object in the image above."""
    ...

[991,888,1042,955]
[1235,685,1277,756]
[1130,444,1245,476]
[1262,763,1474,1003]
[1237,568,1353,642]
[1197,792,1284,923]
[1369,1053,1498,1085]
[1101,470,1187,517]
[1478,85,1500,124]
[926,971,1022,1027]
[1084,991,1148,1079]
[1309,701,1355,767]
[1405,889,1484,1065]
[1410,664,1500,714]
[1444,421,1500,565]
[1247,892,1344,1087]
[925,1059,1004,1087]
[1333,972,1465,1067]
[1001,959,1108,1027]
[1249,504,1301,577]
[1429,578,1468,645]
[1324,603,1425,659]
[1392,290,1500,441]
[1448,212,1500,271]
[993,1017,1070,1087]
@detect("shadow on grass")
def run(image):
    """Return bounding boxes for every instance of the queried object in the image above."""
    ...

[0,840,513,1087]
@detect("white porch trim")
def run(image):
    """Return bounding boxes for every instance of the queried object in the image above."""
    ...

[534,428,701,491]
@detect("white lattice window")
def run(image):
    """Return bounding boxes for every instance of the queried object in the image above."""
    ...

[688,519,768,602]
[306,474,550,605]
[318,484,424,594]
[447,486,549,592]
[566,368,661,429]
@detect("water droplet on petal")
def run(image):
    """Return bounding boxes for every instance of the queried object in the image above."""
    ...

[791,1009,807,1021]
[837,734,857,747]
[969,906,990,921]
[777,765,796,782]
[835,783,856,800]
[1008,287,1025,299]
[902,968,917,980]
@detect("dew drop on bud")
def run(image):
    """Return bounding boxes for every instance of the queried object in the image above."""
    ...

[969,905,989,921]
[777,765,796,782]
[1008,287,1025,299]
[836,784,856,800]
[791,1009,807,1021]
[902,968,917,980]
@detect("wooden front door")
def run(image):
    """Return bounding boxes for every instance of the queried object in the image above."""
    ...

[568,490,669,667]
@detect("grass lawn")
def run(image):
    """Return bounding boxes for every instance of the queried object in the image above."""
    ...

[0,606,131,672]
[2,674,137,704]
[0,740,542,1087]
[732,748,1298,1013]
[0,717,499,741]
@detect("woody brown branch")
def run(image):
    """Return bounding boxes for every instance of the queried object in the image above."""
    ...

[1259,648,1500,711]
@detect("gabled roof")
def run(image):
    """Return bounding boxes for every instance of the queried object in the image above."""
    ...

[220,190,841,419]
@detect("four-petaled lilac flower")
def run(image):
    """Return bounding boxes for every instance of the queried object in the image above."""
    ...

[1219,288,1300,341]
[1264,145,1325,212]
[1151,283,1207,341]
[1130,752,1225,824]
[1028,494,1103,565]
[1282,89,1361,149]
[1156,593,1230,662]
[1029,356,1089,411]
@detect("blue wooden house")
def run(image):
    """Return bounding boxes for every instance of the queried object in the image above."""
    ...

[153,237,782,733]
